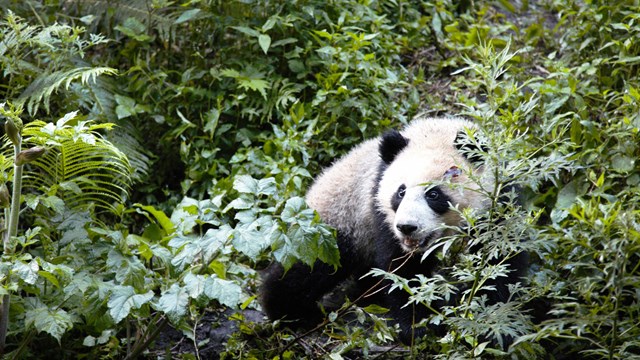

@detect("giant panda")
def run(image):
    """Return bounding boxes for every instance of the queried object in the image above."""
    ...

[260,116,527,344]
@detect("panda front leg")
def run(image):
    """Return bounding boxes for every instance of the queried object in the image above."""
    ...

[381,255,437,345]
[260,259,349,327]
[386,289,430,344]
[260,233,363,327]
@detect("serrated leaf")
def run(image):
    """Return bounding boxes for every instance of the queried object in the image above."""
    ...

[270,231,298,271]
[156,283,190,322]
[281,197,308,223]
[204,276,244,308]
[257,177,277,195]
[232,221,272,260]
[237,78,269,98]
[315,225,340,268]
[25,305,74,342]
[201,226,232,261]
[106,249,147,288]
[57,211,91,246]
[233,175,258,194]
[183,272,206,299]
[170,236,201,271]
[108,285,154,323]
[13,260,39,285]
[225,197,254,212]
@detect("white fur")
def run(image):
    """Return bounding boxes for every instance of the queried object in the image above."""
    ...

[376,116,492,252]
[306,137,380,264]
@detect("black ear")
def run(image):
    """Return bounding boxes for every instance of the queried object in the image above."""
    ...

[454,129,488,165]
[379,130,409,164]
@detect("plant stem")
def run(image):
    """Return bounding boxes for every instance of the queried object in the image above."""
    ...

[124,316,168,360]
[0,138,23,355]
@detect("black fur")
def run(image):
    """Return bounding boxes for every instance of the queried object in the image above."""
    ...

[425,186,451,215]
[260,232,378,327]
[379,130,409,164]
[454,129,488,165]
[390,185,405,212]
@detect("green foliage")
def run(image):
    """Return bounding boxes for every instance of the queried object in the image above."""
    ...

[11,112,133,213]
[1,0,640,358]
[0,11,117,117]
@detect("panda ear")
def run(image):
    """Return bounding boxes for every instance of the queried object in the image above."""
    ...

[379,130,409,164]
[454,129,488,165]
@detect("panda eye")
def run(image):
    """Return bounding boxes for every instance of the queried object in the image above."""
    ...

[397,185,406,199]
[425,189,439,200]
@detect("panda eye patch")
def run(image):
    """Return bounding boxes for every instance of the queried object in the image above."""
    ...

[397,184,407,198]
[425,189,439,200]
[424,186,452,214]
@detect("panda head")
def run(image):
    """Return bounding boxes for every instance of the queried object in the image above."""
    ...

[376,118,491,252]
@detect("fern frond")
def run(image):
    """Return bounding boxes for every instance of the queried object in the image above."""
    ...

[106,121,152,183]
[6,112,133,213]
[17,66,118,115]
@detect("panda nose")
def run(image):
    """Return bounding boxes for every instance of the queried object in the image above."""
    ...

[397,224,418,235]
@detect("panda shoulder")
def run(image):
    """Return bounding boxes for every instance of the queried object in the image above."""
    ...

[306,137,380,209]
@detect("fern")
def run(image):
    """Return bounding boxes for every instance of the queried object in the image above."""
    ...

[9,112,133,213]
[106,121,151,183]
[17,67,118,115]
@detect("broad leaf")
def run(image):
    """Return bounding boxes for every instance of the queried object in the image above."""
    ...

[156,284,190,323]
[107,285,154,323]
[204,276,244,308]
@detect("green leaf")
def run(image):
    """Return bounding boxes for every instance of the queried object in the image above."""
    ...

[19,67,117,115]
[114,17,152,41]
[258,34,271,54]
[232,217,273,260]
[106,249,147,288]
[237,78,269,99]
[174,9,201,25]
[56,210,91,246]
[25,301,74,342]
[156,283,190,323]
[37,270,60,288]
[108,285,154,323]
[135,204,176,235]
[233,175,258,194]
[281,197,308,223]
[13,259,39,285]
[183,272,206,299]
[18,117,133,214]
[83,330,113,347]
[231,26,260,37]
[611,155,635,172]
[169,235,201,271]
[203,108,220,135]
[257,178,277,196]
[204,276,244,308]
